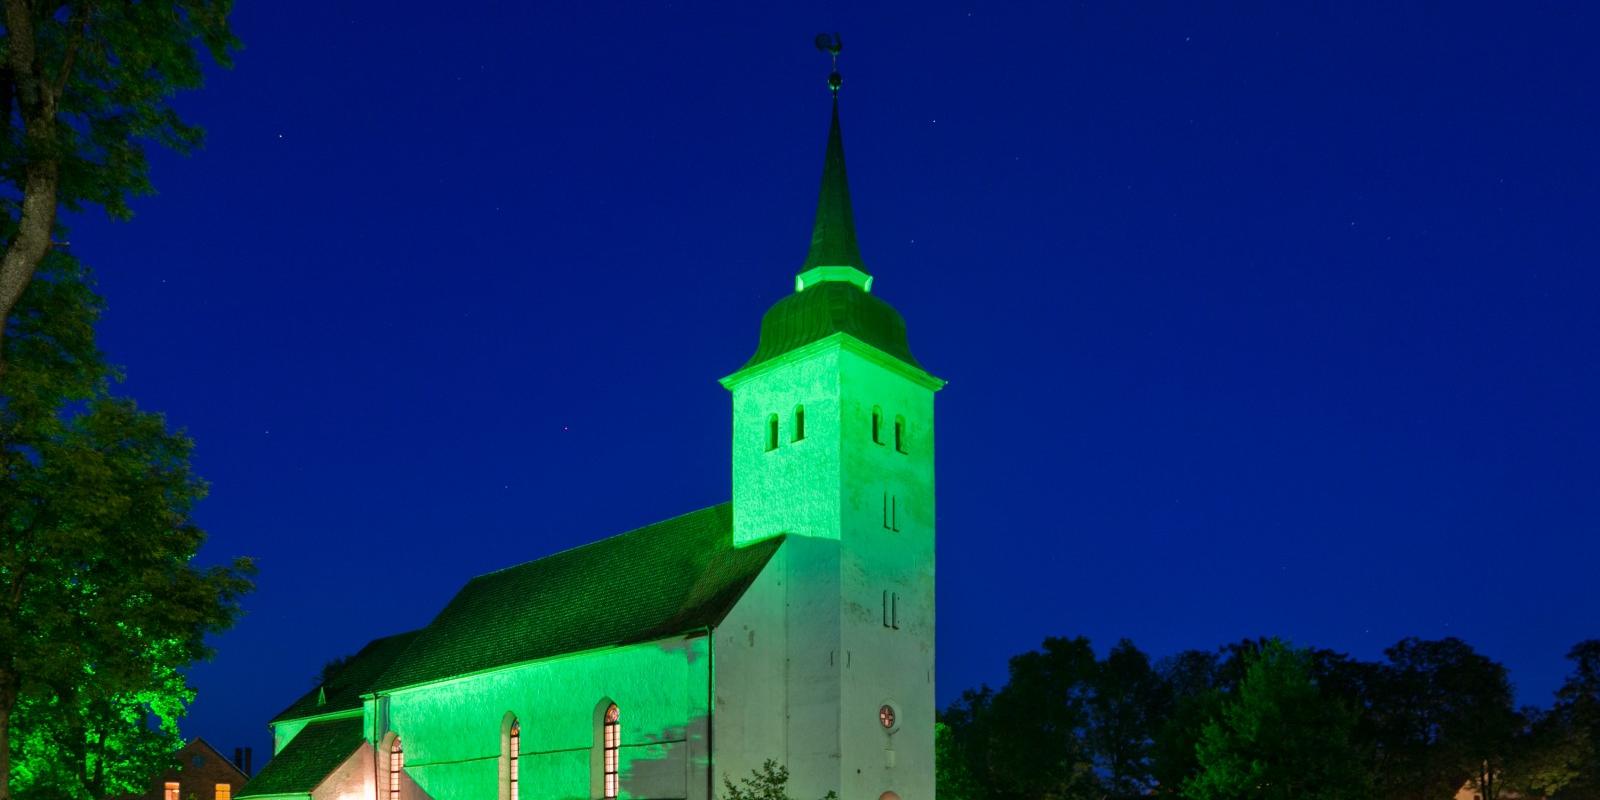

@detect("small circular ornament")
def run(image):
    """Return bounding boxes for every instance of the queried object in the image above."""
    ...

[879,704,896,729]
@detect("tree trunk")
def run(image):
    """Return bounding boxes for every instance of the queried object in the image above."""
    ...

[0,672,16,800]
[0,0,63,387]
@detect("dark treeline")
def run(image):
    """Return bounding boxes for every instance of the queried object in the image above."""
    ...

[937,636,1600,800]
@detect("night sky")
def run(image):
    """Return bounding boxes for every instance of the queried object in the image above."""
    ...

[62,2,1600,760]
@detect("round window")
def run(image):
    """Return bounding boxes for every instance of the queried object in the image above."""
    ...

[878,704,896,729]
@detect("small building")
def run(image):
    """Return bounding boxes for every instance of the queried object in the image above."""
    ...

[126,738,249,800]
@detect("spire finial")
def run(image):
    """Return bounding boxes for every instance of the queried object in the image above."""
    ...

[815,33,843,97]
[796,32,870,293]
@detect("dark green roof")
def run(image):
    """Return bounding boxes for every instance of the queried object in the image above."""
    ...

[802,99,864,271]
[374,504,781,691]
[238,717,363,798]
[270,630,421,724]
[743,280,921,370]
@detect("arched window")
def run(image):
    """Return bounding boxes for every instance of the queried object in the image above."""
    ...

[871,406,883,444]
[389,738,403,800]
[507,719,520,800]
[602,704,621,799]
[894,415,907,454]
[766,414,779,452]
[792,404,805,442]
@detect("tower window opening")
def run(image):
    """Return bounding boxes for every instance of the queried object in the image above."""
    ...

[872,406,883,444]
[389,738,403,800]
[508,720,520,800]
[892,592,901,629]
[894,415,907,453]
[603,704,621,799]
[793,405,805,442]
[216,785,232,800]
[883,589,890,627]
[766,414,779,452]
[164,784,179,800]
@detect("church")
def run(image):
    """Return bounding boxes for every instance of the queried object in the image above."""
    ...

[238,67,942,800]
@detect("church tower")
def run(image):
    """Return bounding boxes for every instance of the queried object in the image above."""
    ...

[718,55,943,800]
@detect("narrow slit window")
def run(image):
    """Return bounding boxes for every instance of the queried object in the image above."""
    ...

[603,704,621,799]
[389,738,403,800]
[883,492,891,530]
[892,592,901,629]
[766,414,779,452]
[894,416,907,453]
[891,495,900,532]
[871,406,883,444]
[508,720,520,800]
[792,405,805,442]
[883,589,890,627]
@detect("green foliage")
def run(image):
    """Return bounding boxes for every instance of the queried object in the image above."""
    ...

[1089,638,1168,798]
[1184,639,1367,800]
[1372,637,1518,800]
[719,760,837,800]
[0,0,238,220]
[0,251,253,799]
[944,634,1589,800]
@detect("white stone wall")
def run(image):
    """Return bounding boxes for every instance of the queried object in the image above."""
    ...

[375,636,712,800]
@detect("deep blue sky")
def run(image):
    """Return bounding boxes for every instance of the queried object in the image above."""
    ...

[65,2,1599,759]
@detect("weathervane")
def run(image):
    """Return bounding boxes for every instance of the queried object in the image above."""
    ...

[815,32,843,97]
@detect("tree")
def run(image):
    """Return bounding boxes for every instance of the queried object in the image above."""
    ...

[720,760,836,800]
[1501,705,1588,799]
[1087,639,1167,798]
[0,0,237,383]
[938,687,997,800]
[1371,638,1518,800]
[1529,640,1600,800]
[1184,639,1367,800]
[985,636,1101,800]
[0,249,254,800]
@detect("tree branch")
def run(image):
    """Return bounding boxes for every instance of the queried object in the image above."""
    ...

[51,2,90,112]
[0,0,63,386]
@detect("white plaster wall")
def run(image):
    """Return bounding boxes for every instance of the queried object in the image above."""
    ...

[719,337,938,800]
[836,348,936,800]
[380,636,711,800]
[311,743,375,800]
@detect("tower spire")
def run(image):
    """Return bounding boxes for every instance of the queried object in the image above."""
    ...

[797,33,871,293]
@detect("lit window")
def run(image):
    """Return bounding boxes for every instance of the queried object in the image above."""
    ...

[792,405,805,442]
[508,721,520,800]
[389,738,403,800]
[603,704,620,799]
[894,416,907,454]
[871,407,883,444]
[216,784,232,800]
[766,414,779,452]
[164,783,180,800]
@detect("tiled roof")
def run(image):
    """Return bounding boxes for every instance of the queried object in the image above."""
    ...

[374,503,781,691]
[270,630,421,724]
[237,717,363,798]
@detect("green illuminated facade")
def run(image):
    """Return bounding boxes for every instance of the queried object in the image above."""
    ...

[240,91,941,800]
